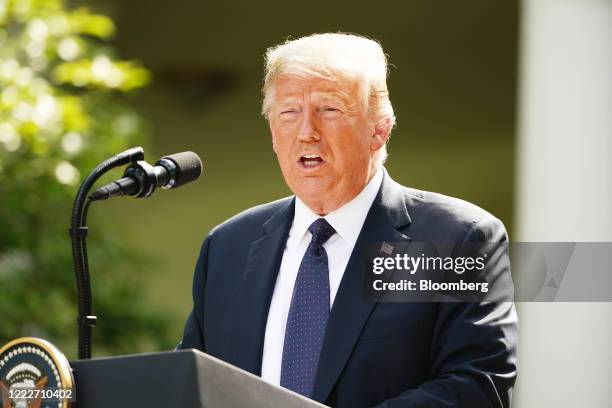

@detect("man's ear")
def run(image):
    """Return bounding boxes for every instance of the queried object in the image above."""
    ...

[371,118,392,151]
[269,121,278,153]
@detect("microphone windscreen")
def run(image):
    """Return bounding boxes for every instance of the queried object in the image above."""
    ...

[163,151,203,188]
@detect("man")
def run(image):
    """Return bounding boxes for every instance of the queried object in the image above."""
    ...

[179,33,518,407]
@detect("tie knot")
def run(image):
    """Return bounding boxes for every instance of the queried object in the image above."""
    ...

[308,218,335,245]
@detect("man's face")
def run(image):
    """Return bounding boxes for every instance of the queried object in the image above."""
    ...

[268,76,387,214]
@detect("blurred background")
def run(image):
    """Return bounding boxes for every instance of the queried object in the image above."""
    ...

[1,0,611,407]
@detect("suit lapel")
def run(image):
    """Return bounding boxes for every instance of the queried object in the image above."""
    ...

[230,198,294,375]
[312,172,412,403]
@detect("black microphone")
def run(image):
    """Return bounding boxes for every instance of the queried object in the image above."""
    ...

[90,151,203,201]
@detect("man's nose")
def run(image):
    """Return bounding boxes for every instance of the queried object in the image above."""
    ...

[297,113,321,142]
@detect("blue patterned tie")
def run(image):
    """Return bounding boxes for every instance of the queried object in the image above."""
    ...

[280,218,336,397]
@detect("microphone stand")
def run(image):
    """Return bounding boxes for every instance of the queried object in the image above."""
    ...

[69,147,144,359]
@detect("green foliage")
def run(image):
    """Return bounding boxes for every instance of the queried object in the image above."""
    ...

[0,0,174,357]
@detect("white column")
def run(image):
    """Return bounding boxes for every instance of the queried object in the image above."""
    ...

[515,0,612,407]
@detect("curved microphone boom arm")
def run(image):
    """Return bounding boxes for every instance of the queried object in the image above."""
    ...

[69,147,144,360]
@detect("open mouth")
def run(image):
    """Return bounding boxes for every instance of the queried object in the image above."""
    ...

[298,153,325,169]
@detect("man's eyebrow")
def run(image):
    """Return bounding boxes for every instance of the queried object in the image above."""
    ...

[312,91,359,112]
[275,99,300,106]
[272,91,359,112]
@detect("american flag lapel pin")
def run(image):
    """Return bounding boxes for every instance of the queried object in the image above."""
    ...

[380,242,394,255]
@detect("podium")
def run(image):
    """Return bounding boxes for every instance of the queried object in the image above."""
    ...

[70,349,327,408]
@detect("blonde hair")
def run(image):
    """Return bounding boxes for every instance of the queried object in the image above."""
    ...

[262,33,395,164]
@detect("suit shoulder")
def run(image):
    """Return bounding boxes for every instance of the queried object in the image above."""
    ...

[209,196,293,239]
[396,182,506,240]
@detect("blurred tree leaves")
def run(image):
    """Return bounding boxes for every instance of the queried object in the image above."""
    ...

[0,0,174,357]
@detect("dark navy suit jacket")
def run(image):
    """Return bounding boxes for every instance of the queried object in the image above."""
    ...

[179,171,518,407]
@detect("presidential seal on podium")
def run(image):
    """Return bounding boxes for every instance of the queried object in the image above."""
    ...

[0,337,74,408]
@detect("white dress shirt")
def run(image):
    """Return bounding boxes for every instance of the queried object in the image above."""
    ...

[260,168,384,386]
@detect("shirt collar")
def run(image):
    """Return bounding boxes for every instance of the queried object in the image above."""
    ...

[288,167,384,250]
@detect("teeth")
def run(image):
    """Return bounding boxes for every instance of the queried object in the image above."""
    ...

[302,159,319,167]
[302,154,320,159]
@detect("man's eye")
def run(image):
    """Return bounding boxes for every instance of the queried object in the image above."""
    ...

[321,106,342,117]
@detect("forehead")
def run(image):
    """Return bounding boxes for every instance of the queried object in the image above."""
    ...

[272,76,361,103]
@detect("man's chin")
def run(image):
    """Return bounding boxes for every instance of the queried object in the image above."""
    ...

[289,182,329,205]
[294,188,328,202]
